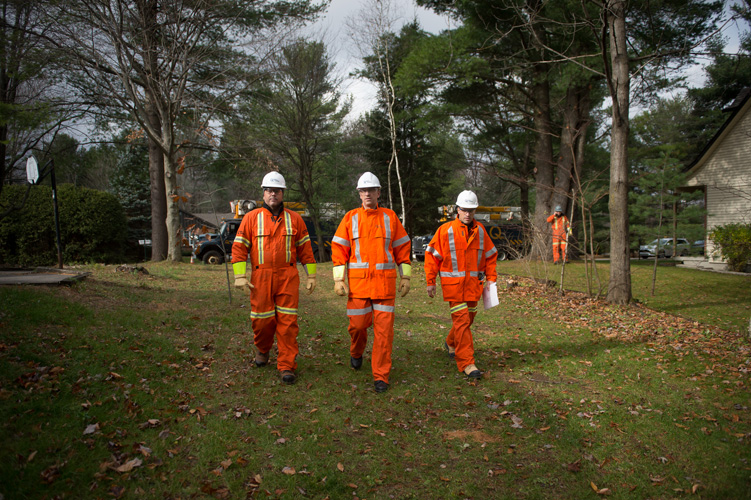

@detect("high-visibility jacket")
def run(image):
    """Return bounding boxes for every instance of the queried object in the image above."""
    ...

[546,214,570,241]
[331,205,411,299]
[231,206,316,277]
[425,218,498,302]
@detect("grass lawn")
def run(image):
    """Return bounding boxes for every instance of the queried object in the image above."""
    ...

[1,260,749,499]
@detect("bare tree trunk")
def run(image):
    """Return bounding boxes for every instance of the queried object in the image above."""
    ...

[606,0,632,304]
[163,137,181,262]
[147,102,168,261]
[531,71,555,260]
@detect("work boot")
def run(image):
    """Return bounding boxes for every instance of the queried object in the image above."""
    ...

[350,356,363,370]
[281,370,296,385]
[463,364,482,379]
[254,351,269,367]
[444,342,456,360]
[374,380,389,393]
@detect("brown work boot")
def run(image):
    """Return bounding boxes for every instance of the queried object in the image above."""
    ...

[281,370,296,385]
[463,364,482,379]
[254,351,269,367]
[444,342,456,360]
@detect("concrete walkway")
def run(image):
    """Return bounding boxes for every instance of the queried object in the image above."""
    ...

[0,268,91,285]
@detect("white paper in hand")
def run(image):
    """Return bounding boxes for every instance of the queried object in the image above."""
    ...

[482,281,499,310]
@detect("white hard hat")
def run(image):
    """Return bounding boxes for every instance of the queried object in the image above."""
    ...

[261,171,286,189]
[555,205,563,212]
[455,190,479,209]
[357,172,381,189]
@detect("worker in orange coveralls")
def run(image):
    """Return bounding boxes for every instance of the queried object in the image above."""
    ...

[425,190,497,379]
[546,205,571,264]
[331,172,412,393]
[232,171,317,385]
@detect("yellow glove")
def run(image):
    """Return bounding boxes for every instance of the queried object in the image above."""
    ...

[234,275,254,290]
[306,275,316,294]
[334,280,347,296]
[399,276,411,297]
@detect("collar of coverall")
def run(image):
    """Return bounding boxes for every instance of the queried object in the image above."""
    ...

[361,202,380,211]
[262,201,284,218]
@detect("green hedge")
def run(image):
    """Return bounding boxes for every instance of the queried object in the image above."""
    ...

[709,223,751,273]
[0,184,127,266]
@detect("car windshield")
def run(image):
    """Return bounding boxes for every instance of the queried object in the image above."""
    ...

[648,238,672,246]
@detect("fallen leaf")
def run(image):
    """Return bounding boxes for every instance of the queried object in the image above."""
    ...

[115,458,143,473]
[83,423,100,435]
[282,467,296,475]
[337,463,344,472]
[220,459,232,469]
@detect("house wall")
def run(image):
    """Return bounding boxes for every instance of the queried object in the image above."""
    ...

[686,101,751,259]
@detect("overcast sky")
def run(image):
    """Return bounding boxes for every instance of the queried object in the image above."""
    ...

[303,0,457,119]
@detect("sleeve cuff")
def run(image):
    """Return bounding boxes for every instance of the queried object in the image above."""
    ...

[232,262,247,276]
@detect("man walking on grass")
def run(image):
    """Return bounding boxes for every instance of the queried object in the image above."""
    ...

[425,190,497,379]
[331,172,412,393]
[232,171,317,385]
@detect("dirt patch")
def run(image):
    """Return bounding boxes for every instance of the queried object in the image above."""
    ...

[443,430,500,443]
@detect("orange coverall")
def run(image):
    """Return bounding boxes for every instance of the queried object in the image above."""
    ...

[425,219,498,372]
[546,213,570,263]
[331,204,411,383]
[231,205,315,372]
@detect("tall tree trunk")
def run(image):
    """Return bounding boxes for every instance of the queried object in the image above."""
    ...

[163,134,181,262]
[147,102,168,261]
[139,0,168,261]
[531,69,555,260]
[606,0,632,304]
[552,84,591,211]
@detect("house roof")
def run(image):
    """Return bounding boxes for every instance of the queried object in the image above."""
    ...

[685,87,751,178]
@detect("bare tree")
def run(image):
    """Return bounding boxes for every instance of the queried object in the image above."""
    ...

[347,0,407,222]
[0,0,83,209]
[49,0,322,261]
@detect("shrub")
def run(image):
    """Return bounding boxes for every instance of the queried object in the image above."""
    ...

[0,184,127,266]
[709,223,751,272]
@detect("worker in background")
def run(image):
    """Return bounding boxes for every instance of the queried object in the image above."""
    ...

[231,171,317,385]
[331,172,412,393]
[546,205,571,264]
[425,190,497,379]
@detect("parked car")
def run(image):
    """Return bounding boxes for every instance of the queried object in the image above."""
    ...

[692,240,705,256]
[639,238,691,259]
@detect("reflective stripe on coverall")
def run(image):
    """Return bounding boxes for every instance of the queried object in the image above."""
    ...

[231,207,315,371]
[425,218,497,372]
[346,298,395,383]
[546,214,570,263]
[331,205,411,383]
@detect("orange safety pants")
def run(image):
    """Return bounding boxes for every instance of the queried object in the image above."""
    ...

[346,297,395,383]
[552,239,568,263]
[249,265,300,372]
[446,301,478,372]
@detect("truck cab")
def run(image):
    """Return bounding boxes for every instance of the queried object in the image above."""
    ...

[193,219,241,265]
[193,216,335,265]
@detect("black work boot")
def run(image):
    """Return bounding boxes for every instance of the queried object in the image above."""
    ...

[350,356,363,370]
[281,370,296,385]
[374,380,389,393]
[463,364,482,379]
